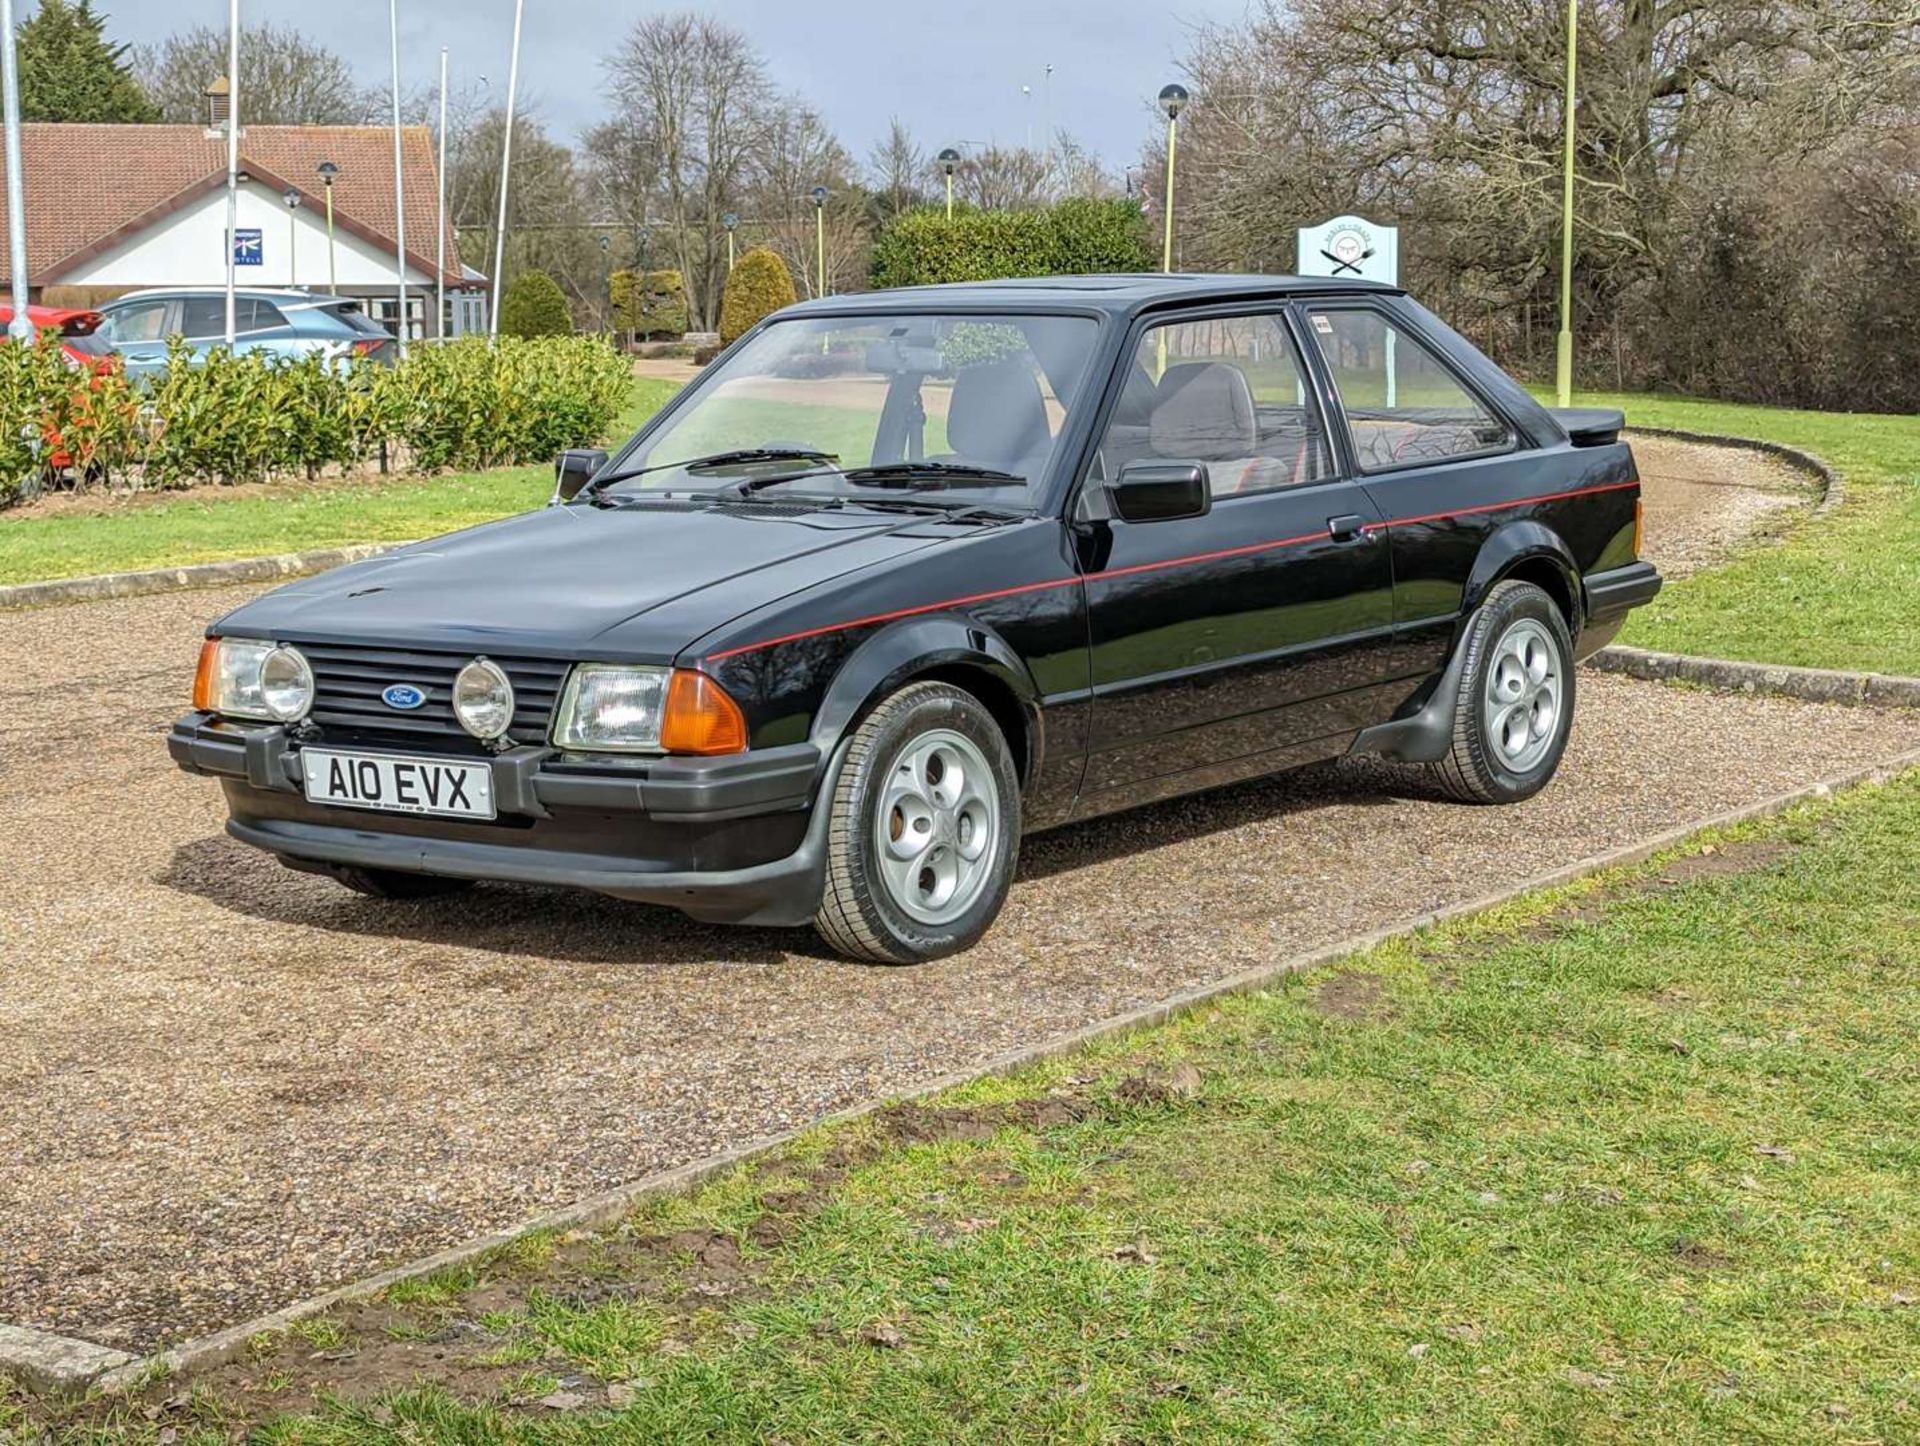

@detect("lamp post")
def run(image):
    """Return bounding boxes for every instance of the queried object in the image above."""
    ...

[223,0,240,347]
[599,233,612,335]
[282,185,300,288]
[1555,0,1578,407]
[0,0,30,344]
[316,161,338,295]
[721,211,737,272]
[938,148,959,220]
[1158,83,1188,274]
[811,185,828,298]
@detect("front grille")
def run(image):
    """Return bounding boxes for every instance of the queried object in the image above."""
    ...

[298,643,570,746]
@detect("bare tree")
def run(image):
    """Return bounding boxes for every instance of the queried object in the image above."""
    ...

[752,100,864,296]
[138,22,376,124]
[955,145,1050,210]
[867,117,926,218]
[603,12,775,330]
[1047,131,1117,200]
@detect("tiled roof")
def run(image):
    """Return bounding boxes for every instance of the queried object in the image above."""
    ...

[0,123,464,285]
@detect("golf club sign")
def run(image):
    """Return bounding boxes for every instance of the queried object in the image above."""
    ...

[1296,215,1398,286]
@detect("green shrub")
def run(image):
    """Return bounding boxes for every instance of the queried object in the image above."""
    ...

[0,334,630,505]
[0,330,140,504]
[498,270,573,338]
[611,268,689,337]
[870,198,1151,288]
[719,246,797,344]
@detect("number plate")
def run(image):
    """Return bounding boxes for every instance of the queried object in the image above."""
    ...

[300,748,496,820]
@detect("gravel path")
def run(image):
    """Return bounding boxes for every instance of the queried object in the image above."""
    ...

[1630,434,1811,578]
[2,575,1914,1353]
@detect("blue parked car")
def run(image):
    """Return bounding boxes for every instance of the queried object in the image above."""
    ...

[94,288,398,382]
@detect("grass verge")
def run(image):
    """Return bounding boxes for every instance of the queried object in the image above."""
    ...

[1560,390,1920,675]
[0,378,680,587]
[10,769,1918,1442]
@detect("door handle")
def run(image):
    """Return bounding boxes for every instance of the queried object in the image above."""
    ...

[1327,514,1366,541]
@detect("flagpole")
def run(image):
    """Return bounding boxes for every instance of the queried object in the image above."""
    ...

[435,45,448,341]
[0,0,31,342]
[387,0,408,359]
[488,0,524,340]
[223,0,239,347]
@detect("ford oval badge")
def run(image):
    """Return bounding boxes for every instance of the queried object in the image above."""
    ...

[382,683,427,711]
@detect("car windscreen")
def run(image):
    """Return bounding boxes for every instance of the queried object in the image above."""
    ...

[605,312,1102,505]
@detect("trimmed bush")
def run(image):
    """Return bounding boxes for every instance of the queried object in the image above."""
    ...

[870,199,1152,288]
[498,270,573,338]
[0,334,632,506]
[611,268,689,338]
[719,246,797,345]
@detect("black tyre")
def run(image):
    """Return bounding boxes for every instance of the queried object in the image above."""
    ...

[328,865,477,900]
[814,681,1021,964]
[1425,579,1575,804]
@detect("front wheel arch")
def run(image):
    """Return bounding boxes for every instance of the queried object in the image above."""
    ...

[807,616,1044,789]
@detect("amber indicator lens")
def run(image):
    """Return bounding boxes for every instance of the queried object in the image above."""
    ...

[659,669,748,755]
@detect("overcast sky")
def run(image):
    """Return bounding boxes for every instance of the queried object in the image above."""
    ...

[106,0,1245,170]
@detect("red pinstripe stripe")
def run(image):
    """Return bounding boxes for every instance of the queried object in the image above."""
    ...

[704,478,1638,662]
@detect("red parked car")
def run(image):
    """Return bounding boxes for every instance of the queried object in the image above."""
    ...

[0,304,115,370]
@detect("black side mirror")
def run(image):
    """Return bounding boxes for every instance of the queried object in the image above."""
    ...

[551,448,608,504]
[1111,459,1210,523]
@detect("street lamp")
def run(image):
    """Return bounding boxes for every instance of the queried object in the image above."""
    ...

[938,148,960,220]
[282,185,300,289]
[721,211,738,272]
[599,233,612,336]
[315,160,338,295]
[1158,83,1188,274]
[811,185,828,298]
[1555,0,1578,407]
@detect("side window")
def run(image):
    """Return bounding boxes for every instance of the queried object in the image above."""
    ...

[1090,311,1333,498]
[104,302,167,344]
[1306,308,1512,472]
[180,296,225,341]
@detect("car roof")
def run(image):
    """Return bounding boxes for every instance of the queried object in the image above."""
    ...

[102,287,338,307]
[783,272,1402,320]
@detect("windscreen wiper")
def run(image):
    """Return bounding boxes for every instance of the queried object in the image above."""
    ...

[839,461,1027,489]
[586,447,840,493]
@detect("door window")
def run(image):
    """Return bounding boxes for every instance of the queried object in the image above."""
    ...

[1305,308,1512,472]
[1093,312,1332,497]
[179,296,226,341]
[104,301,167,343]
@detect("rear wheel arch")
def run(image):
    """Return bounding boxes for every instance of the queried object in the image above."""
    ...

[1463,521,1581,635]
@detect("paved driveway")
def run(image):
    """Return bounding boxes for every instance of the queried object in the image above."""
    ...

[3,578,1913,1353]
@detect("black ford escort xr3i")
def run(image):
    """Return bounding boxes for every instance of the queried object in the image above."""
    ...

[171,275,1661,962]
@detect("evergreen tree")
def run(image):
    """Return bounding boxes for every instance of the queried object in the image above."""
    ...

[17,0,157,123]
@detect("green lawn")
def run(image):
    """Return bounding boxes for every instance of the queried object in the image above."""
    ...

[0,379,680,587]
[1553,390,1920,675]
[14,771,1919,1443]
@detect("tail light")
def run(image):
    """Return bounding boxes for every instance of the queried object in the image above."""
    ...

[659,669,748,755]
[351,338,385,357]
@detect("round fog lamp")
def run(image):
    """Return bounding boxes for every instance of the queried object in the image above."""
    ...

[259,645,314,721]
[453,657,515,740]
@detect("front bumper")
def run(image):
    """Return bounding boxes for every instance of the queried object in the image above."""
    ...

[168,714,834,925]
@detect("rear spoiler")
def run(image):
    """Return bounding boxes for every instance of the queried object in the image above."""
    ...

[1550,407,1626,447]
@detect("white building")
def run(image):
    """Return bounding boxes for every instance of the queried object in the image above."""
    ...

[0,107,485,340]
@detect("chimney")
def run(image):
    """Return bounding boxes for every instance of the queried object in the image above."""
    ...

[205,76,230,132]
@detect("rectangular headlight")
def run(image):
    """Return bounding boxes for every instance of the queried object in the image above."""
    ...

[552,664,671,752]
[193,636,277,720]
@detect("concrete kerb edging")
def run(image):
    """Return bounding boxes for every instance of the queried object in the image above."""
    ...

[0,543,408,613]
[2,743,1908,1399]
[1624,423,1844,519]
[1590,646,1920,709]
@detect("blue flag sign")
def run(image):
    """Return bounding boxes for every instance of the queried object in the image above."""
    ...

[232,228,263,266]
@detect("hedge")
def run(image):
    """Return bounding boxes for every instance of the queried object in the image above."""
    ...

[0,333,633,507]
[611,268,689,337]
[870,198,1152,288]
[498,269,573,337]
[719,246,797,344]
